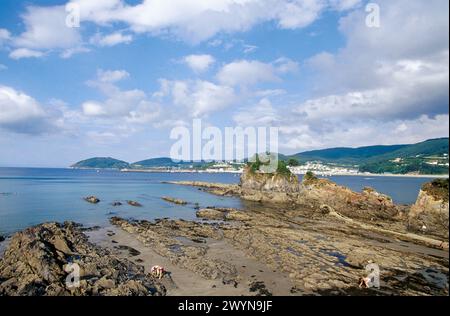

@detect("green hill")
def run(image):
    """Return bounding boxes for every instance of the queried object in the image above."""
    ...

[290,145,407,165]
[359,138,449,174]
[131,157,193,169]
[71,157,130,169]
[70,138,449,175]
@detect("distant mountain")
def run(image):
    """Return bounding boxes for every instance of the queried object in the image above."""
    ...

[290,144,408,165]
[363,138,449,163]
[71,157,130,169]
[131,157,194,169]
[358,138,449,174]
[70,138,449,175]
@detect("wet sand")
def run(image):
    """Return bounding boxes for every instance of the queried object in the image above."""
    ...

[87,226,296,296]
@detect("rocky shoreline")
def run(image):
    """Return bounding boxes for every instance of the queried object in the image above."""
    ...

[0,222,167,296]
[0,170,448,296]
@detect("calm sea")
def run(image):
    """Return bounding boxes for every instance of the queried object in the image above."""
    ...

[0,167,440,235]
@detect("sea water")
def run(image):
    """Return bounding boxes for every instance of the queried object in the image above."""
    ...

[0,167,439,235]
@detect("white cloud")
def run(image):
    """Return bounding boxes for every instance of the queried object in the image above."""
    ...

[0,85,56,134]
[81,70,160,124]
[96,69,130,83]
[233,98,280,126]
[190,80,235,117]
[217,60,279,86]
[1,0,362,59]
[66,0,362,43]
[276,0,326,29]
[9,48,45,60]
[216,58,298,86]
[82,101,106,116]
[274,57,299,74]
[13,5,81,52]
[267,0,449,152]
[183,54,215,73]
[90,32,133,47]
[0,28,11,45]
[60,46,91,59]
[153,79,236,117]
[243,44,258,54]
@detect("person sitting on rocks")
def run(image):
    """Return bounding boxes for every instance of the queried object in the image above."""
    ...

[151,265,165,279]
[358,276,372,288]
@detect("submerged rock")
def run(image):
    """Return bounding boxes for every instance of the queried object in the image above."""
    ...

[112,201,123,207]
[127,200,142,207]
[162,197,188,205]
[84,196,100,204]
[0,222,166,296]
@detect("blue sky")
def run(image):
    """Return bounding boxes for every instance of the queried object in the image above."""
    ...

[0,0,448,167]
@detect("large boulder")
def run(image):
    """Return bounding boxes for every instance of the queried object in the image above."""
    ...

[0,222,166,296]
[409,179,449,238]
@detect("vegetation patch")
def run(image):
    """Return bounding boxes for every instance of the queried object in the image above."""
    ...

[422,179,449,203]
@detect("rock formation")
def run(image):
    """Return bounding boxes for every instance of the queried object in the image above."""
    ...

[298,175,399,221]
[84,196,100,204]
[162,197,188,205]
[409,179,449,239]
[127,200,142,207]
[0,222,165,296]
[239,165,300,203]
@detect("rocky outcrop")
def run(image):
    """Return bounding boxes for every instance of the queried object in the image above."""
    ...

[239,166,300,203]
[0,235,4,242]
[298,177,398,221]
[112,209,448,296]
[162,197,188,205]
[0,222,166,296]
[196,208,226,220]
[163,181,241,197]
[84,196,100,204]
[408,179,449,239]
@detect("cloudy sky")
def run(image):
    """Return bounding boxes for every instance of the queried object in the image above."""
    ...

[0,0,448,167]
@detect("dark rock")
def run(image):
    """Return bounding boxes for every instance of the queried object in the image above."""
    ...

[249,281,272,296]
[0,235,4,242]
[0,222,166,296]
[112,201,123,207]
[127,200,142,207]
[84,196,100,204]
[80,226,101,232]
[118,245,141,257]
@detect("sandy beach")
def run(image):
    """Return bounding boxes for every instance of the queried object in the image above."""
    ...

[86,226,296,296]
